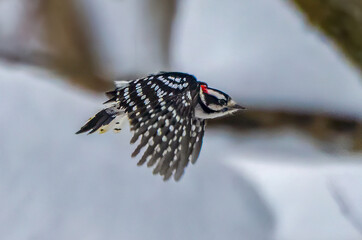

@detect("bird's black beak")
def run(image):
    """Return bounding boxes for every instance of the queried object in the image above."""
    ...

[227,100,247,110]
[232,104,246,110]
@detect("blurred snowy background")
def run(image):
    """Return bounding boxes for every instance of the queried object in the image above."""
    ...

[0,0,361,240]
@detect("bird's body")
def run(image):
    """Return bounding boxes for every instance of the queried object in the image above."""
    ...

[76,72,244,181]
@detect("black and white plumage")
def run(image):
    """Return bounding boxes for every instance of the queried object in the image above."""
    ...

[76,72,244,181]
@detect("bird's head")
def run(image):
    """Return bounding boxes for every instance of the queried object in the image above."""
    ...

[197,83,245,119]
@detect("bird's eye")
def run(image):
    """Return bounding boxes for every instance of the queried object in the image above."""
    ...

[219,99,227,105]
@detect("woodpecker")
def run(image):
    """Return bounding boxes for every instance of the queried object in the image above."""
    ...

[76,72,245,181]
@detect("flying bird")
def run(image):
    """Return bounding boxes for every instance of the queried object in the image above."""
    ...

[76,72,245,181]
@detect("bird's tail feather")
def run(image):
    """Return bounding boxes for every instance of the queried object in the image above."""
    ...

[76,108,126,135]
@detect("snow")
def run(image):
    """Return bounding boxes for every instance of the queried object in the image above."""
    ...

[231,154,362,240]
[329,175,362,235]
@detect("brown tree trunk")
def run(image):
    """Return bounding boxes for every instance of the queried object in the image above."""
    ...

[38,0,112,91]
[290,0,362,74]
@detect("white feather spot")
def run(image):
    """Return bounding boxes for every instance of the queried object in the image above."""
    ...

[157,129,162,136]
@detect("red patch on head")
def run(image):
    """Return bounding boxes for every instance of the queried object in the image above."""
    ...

[200,84,208,94]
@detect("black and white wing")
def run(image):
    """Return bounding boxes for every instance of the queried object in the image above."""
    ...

[106,72,206,181]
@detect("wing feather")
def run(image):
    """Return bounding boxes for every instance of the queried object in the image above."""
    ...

[116,73,205,180]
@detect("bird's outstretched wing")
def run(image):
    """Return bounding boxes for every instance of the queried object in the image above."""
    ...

[106,72,206,181]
